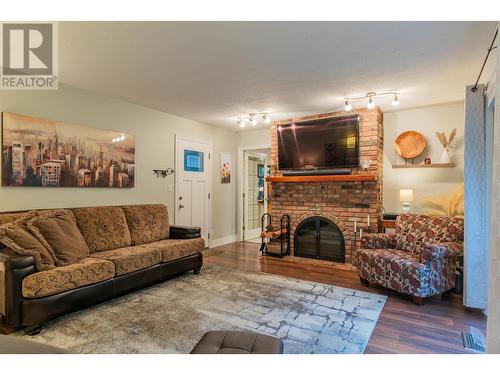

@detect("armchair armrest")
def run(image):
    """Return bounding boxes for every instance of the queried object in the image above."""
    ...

[360,233,397,249]
[420,242,463,264]
[169,225,201,239]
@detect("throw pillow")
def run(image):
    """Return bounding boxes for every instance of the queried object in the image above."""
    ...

[27,209,90,266]
[0,211,57,271]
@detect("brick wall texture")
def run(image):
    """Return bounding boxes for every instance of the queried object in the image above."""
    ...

[268,107,384,264]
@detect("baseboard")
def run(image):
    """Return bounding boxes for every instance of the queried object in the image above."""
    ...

[209,234,237,248]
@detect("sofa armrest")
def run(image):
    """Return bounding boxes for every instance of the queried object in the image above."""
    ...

[169,225,201,239]
[0,248,35,270]
[0,248,36,327]
[420,242,463,264]
[360,233,397,249]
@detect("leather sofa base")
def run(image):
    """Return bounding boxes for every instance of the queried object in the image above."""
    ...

[19,253,202,328]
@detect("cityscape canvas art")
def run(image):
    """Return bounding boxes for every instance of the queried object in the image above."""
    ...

[1,112,135,188]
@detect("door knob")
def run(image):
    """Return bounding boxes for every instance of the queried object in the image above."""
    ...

[179,204,185,209]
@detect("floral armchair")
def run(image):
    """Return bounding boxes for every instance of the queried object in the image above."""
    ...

[354,213,464,305]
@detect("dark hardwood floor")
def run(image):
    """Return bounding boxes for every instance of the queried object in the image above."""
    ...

[205,241,486,354]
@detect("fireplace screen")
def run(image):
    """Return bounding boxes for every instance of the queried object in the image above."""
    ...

[294,216,345,263]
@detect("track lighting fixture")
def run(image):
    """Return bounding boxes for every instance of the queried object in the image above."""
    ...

[343,90,400,111]
[236,112,272,127]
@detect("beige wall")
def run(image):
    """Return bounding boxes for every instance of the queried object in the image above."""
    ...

[0,84,237,243]
[237,128,271,148]
[383,102,465,213]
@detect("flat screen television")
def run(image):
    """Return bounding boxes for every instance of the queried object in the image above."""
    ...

[277,115,360,171]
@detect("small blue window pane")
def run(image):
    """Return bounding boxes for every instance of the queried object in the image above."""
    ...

[184,150,204,172]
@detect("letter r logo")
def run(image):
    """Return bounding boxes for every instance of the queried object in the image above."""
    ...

[2,23,53,75]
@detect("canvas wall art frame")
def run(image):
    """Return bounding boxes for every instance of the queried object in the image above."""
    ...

[221,152,231,184]
[1,112,135,188]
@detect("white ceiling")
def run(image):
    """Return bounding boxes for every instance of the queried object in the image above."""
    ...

[59,21,497,131]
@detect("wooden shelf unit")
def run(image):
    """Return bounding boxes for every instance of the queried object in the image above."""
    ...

[392,163,455,169]
[265,174,377,183]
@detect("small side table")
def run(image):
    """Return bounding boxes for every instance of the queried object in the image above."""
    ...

[381,219,396,232]
[380,212,400,233]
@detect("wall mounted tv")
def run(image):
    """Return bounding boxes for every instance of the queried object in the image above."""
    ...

[277,115,360,171]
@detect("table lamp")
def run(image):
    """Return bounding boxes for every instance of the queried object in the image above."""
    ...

[400,189,413,213]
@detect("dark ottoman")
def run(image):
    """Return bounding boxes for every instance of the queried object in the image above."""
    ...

[190,330,283,354]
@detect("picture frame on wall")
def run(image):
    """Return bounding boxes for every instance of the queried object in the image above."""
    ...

[220,152,231,184]
[1,112,136,188]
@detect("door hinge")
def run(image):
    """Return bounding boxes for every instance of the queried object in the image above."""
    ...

[242,225,245,230]
[208,153,211,159]
[242,193,246,198]
[208,193,211,199]
[208,233,211,239]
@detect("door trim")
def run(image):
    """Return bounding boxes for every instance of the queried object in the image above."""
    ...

[237,143,271,242]
[175,135,213,247]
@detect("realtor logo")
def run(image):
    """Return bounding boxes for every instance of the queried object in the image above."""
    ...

[1,22,58,89]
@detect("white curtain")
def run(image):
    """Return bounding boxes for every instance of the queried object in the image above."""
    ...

[464,83,489,309]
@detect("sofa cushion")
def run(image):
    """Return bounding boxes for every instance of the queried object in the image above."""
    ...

[146,238,205,263]
[394,214,464,255]
[72,206,132,252]
[22,258,115,298]
[27,209,90,266]
[0,220,56,271]
[90,245,162,276]
[122,204,169,245]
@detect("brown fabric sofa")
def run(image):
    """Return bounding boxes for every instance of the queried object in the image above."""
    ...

[0,204,203,331]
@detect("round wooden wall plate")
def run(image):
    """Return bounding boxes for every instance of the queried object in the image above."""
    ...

[394,131,426,159]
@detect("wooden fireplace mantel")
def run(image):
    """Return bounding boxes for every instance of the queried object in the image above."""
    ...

[265,174,377,183]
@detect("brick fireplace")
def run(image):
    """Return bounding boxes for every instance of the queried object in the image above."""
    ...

[267,108,383,264]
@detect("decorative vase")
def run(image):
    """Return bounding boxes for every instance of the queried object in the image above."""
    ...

[440,149,451,163]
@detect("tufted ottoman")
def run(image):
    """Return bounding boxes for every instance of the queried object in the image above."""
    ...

[190,330,284,354]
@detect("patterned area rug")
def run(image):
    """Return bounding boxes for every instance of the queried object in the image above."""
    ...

[16,265,386,354]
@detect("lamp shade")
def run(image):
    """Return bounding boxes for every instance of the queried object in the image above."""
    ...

[400,189,414,202]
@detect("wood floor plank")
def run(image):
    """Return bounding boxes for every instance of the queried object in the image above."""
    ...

[205,241,487,354]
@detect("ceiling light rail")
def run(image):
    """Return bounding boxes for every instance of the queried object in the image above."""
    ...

[344,90,400,111]
[237,112,272,128]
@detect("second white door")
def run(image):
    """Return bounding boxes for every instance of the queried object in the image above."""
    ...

[175,136,211,245]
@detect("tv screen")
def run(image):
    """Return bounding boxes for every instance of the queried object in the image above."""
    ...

[277,115,360,170]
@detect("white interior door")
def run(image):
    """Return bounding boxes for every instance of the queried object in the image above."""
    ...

[243,152,268,240]
[175,136,211,245]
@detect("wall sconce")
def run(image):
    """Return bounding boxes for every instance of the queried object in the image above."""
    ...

[153,168,174,178]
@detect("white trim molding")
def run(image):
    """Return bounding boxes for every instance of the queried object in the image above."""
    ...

[209,234,238,248]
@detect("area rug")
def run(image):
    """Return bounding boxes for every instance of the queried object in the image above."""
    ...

[16,265,386,354]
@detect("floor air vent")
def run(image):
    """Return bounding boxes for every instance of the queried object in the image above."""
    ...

[461,332,485,352]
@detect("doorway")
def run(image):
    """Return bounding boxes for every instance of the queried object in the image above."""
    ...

[175,135,212,245]
[238,145,271,242]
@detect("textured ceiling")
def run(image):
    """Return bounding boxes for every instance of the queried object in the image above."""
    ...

[58,21,497,131]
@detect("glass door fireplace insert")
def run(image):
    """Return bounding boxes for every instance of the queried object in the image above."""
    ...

[294,216,345,263]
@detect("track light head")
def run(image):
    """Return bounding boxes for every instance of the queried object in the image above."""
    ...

[392,93,400,106]
[250,115,257,126]
[344,99,352,112]
[367,96,375,109]
[238,119,246,128]
[263,113,271,124]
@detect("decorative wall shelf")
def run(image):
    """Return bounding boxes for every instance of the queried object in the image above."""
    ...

[392,163,455,169]
[266,174,377,183]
